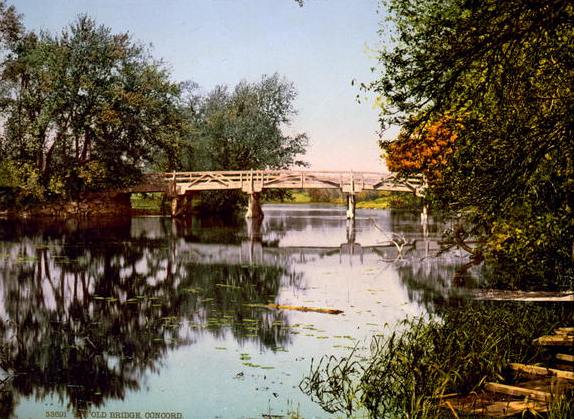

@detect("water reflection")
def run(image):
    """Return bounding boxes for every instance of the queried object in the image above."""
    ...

[0,217,299,417]
[0,206,480,418]
[396,259,483,312]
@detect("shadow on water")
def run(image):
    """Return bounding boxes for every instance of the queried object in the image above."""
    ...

[0,217,300,418]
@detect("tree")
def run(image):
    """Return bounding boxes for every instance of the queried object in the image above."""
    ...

[374,0,574,286]
[182,73,308,213]
[185,73,307,171]
[0,0,21,51]
[0,14,188,201]
[382,116,460,184]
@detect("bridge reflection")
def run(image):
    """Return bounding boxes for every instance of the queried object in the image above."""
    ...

[169,217,442,267]
[0,217,298,418]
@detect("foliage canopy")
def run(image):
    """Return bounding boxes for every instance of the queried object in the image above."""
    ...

[181,73,308,213]
[375,0,574,285]
[0,3,307,213]
[183,73,307,172]
[0,11,188,201]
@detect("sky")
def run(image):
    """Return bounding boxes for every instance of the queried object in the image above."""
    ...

[14,0,395,172]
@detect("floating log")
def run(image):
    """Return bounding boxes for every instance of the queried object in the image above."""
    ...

[509,363,574,381]
[472,290,574,302]
[444,395,549,418]
[533,335,574,347]
[265,304,343,315]
[484,382,551,402]
[556,353,574,363]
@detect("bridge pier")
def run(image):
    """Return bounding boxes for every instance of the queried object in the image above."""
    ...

[346,218,356,244]
[246,217,263,241]
[245,193,263,219]
[346,194,356,219]
[421,204,428,238]
[170,193,194,217]
[170,197,179,217]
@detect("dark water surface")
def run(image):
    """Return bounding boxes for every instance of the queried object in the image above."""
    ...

[0,205,475,419]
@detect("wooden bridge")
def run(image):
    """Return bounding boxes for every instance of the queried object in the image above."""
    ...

[126,170,425,219]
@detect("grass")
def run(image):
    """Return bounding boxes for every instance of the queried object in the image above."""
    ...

[268,190,420,209]
[266,191,344,204]
[355,197,392,209]
[288,191,313,204]
[130,193,165,214]
[301,302,573,418]
[547,392,574,418]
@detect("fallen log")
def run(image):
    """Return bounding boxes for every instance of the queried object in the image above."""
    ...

[265,304,343,315]
[533,335,574,347]
[556,353,574,363]
[484,382,552,402]
[555,327,574,335]
[472,290,574,302]
[467,400,548,417]
[509,363,574,381]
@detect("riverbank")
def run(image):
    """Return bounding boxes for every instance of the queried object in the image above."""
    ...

[1,190,422,219]
[1,192,132,218]
[1,193,170,218]
[302,301,574,418]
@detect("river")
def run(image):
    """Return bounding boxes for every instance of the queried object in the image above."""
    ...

[0,204,476,419]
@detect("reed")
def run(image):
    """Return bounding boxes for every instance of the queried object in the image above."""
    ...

[301,302,573,418]
[547,392,574,419]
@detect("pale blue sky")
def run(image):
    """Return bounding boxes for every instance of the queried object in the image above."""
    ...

[14,0,393,171]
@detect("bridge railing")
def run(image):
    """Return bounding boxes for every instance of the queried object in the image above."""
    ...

[134,170,425,195]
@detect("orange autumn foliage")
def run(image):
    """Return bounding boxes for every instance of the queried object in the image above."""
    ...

[384,117,460,183]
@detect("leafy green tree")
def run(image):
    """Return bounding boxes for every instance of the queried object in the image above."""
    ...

[374,0,573,286]
[0,14,188,201]
[183,73,308,213]
[185,73,307,171]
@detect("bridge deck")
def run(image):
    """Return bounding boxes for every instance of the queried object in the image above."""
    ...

[127,170,424,196]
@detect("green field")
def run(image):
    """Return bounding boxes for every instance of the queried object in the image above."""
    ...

[270,190,419,209]
[130,193,165,213]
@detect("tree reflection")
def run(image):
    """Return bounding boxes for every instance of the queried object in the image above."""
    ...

[0,217,299,417]
[394,259,483,312]
[381,208,488,311]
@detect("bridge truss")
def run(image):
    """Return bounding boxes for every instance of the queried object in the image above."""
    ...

[126,170,426,218]
[132,170,424,194]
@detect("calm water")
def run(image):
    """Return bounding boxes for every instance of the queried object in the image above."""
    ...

[0,205,476,419]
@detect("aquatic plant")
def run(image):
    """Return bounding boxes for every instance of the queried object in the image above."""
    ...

[301,302,573,418]
[547,391,574,419]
